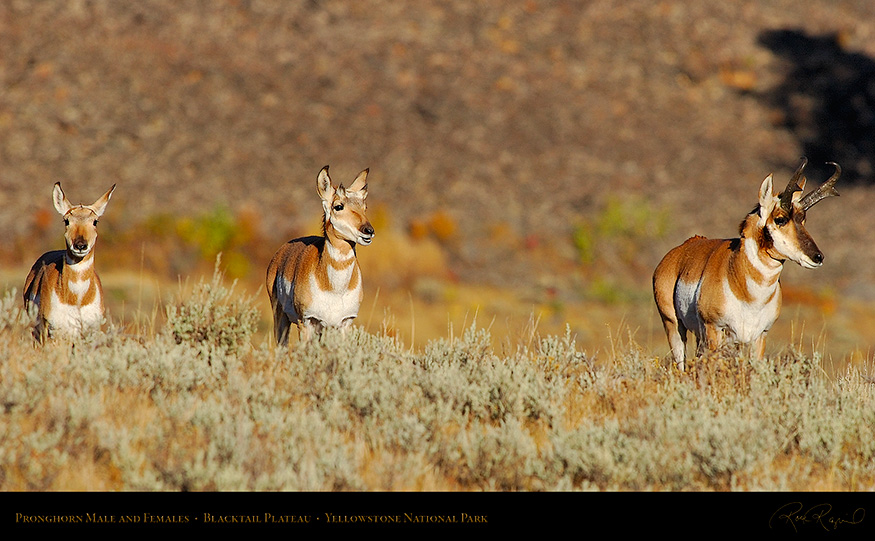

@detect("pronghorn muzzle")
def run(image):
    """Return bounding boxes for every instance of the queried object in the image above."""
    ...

[72,237,89,254]
[795,226,824,267]
[358,222,375,245]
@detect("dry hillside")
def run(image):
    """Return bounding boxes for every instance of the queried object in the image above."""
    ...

[1,0,874,356]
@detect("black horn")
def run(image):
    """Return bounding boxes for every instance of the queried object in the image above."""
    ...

[778,157,808,211]
[799,162,841,211]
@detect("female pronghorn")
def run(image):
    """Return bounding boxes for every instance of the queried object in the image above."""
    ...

[266,165,375,344]
[24,182,116,342]
[653,158,840,370]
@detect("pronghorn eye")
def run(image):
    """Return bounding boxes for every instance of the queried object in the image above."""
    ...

[333,203,344,212]
[64,219,69,226]
[93,220,98,226]
[774,216,789,226]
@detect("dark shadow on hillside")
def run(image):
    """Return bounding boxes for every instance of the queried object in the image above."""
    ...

[758,29,875,184]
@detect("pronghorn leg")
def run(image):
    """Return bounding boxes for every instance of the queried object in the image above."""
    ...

[753,333,767,360]
[272,301,292,346]
[701,323,723,355]
[661,317,688,371]
[298,321,311,342]
[340,317,355,335]
[299,318,323,342]
[33,319,47,344]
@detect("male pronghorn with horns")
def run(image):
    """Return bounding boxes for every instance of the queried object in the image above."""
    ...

[266,166,375,344]
[653,158,840,370]
[24,182,116,342]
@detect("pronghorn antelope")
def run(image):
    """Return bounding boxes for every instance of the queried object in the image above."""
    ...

[653,158,840,370]
[24,182,116,342]
[266,165,375,344]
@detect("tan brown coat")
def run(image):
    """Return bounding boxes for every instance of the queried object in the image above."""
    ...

[266,166,374,344]
[653,162,839,370]
[24,183,115,341]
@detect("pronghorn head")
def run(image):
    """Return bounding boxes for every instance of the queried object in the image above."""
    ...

[52,182,116,262]
[747,158,840,269]
[316,165,375,246]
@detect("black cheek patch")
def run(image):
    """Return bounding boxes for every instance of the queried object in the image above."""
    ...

[760,225,774,251]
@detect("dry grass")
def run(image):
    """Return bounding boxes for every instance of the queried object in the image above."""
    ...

[1,269,874,492]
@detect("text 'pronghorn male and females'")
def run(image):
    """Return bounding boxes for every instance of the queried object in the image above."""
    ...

[653,158,840,370]
[266,166,375,344]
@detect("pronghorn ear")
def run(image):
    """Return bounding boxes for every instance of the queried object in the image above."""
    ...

[791,177,806,206]
[758,174,776,212]
[348,169,369,195]
[316,166,335,202]
[90,184,116,217]
[52,182,72,216]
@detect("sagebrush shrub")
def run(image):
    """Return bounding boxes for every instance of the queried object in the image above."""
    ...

[1,280,874,491]
[164,258,258,355]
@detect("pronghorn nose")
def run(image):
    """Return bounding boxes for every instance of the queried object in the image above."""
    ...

[73,239,88,252]
[812,251,824,265]
[361,224,375,236]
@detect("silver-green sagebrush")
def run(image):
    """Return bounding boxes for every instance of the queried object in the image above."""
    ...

[0,271,873,490]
